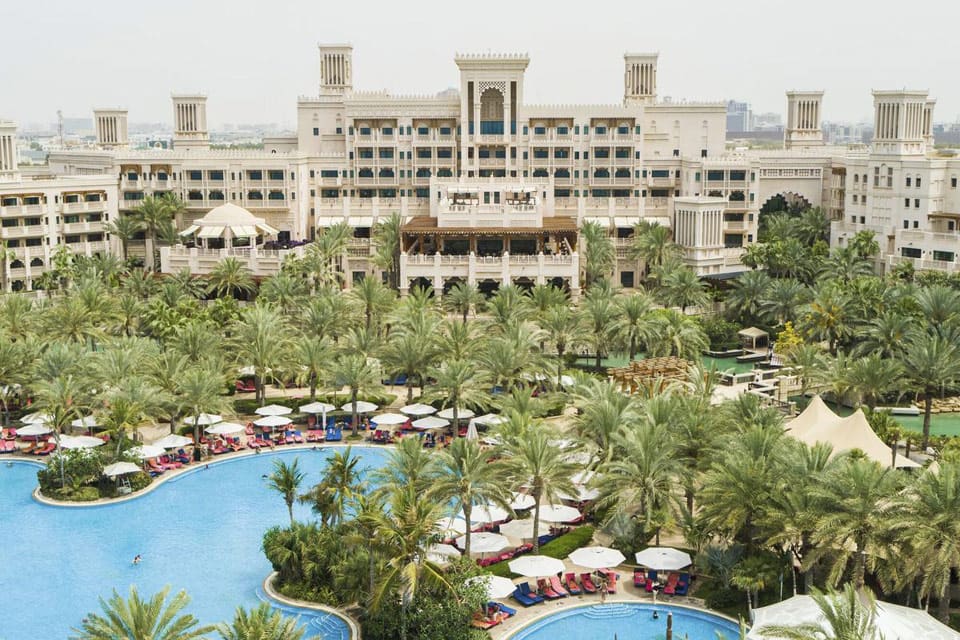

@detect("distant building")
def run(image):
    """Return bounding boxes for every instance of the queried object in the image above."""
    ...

[727,100,752,133]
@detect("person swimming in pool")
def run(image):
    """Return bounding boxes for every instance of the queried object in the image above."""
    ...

[132,554,142,565]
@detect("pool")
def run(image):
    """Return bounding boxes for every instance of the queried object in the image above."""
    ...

[0,447,390,640]
[508,602,741,640]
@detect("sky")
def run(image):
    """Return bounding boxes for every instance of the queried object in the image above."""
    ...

[3,0,959,129]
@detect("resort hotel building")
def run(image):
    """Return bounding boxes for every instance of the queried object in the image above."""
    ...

[3,45,960,293]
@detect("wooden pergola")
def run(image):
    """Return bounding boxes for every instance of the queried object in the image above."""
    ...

[610,357,690,394]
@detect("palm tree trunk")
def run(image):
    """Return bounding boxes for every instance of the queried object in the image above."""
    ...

[406,378,414,403]
[853,543,866,589]
[464,503,472,557]
[532,494,542,553]
[937,580,952,623]
[557,350,564,388]
[287,501,294,525]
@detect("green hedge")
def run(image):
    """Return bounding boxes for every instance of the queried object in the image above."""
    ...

[487,525,595,578]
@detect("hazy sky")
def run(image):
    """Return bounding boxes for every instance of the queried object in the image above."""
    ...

[4,0,959,129]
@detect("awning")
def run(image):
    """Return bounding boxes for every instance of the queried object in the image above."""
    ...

[316,216,346,227]
[614,216,639,228]
[643,216,671,228]
[197,226,225,238]
[350,216,373,227]
[258,222,280,235]
[179,224,200,236]
[584,216,611,227]
[449,186,478,193]
[229,225,258,237]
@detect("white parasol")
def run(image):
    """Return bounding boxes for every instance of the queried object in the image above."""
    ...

[16,423,52,437]
[70,415,100,429]
[252,415,291,428]
[509,492,535,510]
[538,504,581,523]
[372,413,409,426]
[464,575,516,600]
[633,547,693,571]
[184,413,222,426]
[508,555,565,577]
[255,404,293,416]
[412,416,450,431]
[299,402,336,414]
[497,519,537,540]
[456,532,509,555]
[129,444,165,459]
[400,403,436,417]
[153,434,193,449]
[473,413,506,427]
[438,407,475,420]
[103,461,142,477]
[341,401,378,414]
[569,546,626,569]
[21,412,52,425]
[59,435,105,450]
[459,504,510,524]
[206,422,247,434]
[436,516,469,536]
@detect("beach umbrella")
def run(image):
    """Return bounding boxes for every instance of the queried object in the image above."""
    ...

[299,402,336,414]
[538,504,581,523]
[184,413,222,426]
[465,575,516,600]
[459,504,510,524]
[412,416,449,431]
[130,444,165,459]
[482,435,503,446]
[16,423,52,437]
[372,413,408,426]
[473,413,506,427]
[255,404,292,416]
[508,555,565,577]
[558,485,601,502]
[498,518,537,540]
[103,461,142,477]
[438,407,475,420]
[559,375,576,387]
[569,546,626,569]
[634,547,693,571]
[253,415,292,428]
[436,516,468,536]
[21,412,52,425]
[400,403,436,417]
[70,415,100,430]
[59,435,105,450]
[425,543,461,565]
[341,401,378,414]
[206,422,247,434]
[509,492,535,510]
[465,421,479,440]
[153,434,193,449]
[456,532,509,555]
[571,470,595,485]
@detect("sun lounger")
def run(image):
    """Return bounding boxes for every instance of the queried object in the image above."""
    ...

[579,573,598,593]
[147,459,165,474]
[511,582,544,607]
[33,442,56,456]
[549,575,569,596]
[663,572,679,595]
[600,569,618,594]
[490,602,516,617]
[563,572,582,595]
[471,613,503,630]
[537,579,562,599]
[675,572,690,596]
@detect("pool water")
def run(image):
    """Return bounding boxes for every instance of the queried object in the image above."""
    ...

[509,602,741,640]
[0,447,390,640]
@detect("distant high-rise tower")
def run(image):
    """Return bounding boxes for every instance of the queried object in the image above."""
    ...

[0,120,17,173]
[623,53,658,106]
[871,90,931,156]
[785,91,824,149]
[319,44,353,95]
[171,94,209,150]
[93,109,129,148]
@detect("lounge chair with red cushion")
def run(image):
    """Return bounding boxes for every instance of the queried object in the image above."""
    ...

[601,569,619,594]
[147,459,166,474]
[634,568,646,587]
[663,572,679,595]
[579,572,598,593]
[563,572,582,595]
[549,575,569,597]
[33,442,56,456]
[537,578,563,600]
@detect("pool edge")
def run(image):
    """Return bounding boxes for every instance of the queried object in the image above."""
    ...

[262,571,362,640]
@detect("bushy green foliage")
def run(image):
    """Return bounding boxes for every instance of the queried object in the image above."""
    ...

[701,316,742,351]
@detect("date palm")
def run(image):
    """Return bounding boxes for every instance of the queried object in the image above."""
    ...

[539,305,582,387]
[176,364,231,460]
[427,358,489,432]
[294,336,332,401]
[34,373,88,488]
[231,304,293,405]
[381,331,435,403]
[613,292,654,361]
[217,602,311,640]
[372,212,403,289]
[372,436,439,497]
[578,280,620,372]
[758,585,878,640]
[133,195,175,271]
[349,275,395,332]
[645,309,708,361]
[208,257,255,299]
[630,222,680,277]
[761,278,809,326]
[580,220,615,286]
[332,352,380,436]
[500,425,578,552]
[658,265,709,313]
[901,332,960,449]
[443,281,485,325]
[268,458,306,525]
[431,437,511,557]
[72,585,213,640]
[104,215,143,262]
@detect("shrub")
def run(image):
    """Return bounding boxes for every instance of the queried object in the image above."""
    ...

[700,316,741,351]
[37,448,104,494]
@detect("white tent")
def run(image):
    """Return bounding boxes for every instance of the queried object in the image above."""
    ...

[748,594,960,640]
[438,407,475,420]
[786,396,920,468]
[103,461,142,477]
[412,416,449,431]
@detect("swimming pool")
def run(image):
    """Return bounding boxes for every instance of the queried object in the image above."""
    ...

[508,602,742,640]
[0,447,390,640]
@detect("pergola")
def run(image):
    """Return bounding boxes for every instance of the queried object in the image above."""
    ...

[738,326,769,350]
[179,202,279,249]
[610,356,690,393]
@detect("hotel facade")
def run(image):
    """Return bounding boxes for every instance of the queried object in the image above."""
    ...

[1,45,959,293]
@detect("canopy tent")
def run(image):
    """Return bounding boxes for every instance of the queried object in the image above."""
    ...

[103,461,142,478]
[738,326,769,350]
[785,396,920,468]
[634,547,692,571]
[748,594,960,640]
[179,203,279,248]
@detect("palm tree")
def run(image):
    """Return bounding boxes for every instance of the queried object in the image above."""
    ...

[571,377,639,461]
[294,336,331,401]
[349,276,395,332]
[853,310,915,357]
[208,257,255,299]
[726,270,772,325]
[901,332,960,449]
[758,585,879,640]
[301,446,364,527]
[798,283,855,354]
[133,195,175,271]
[915,284,960,332]
[580,220,615,286]
[258,272,307,316]
[539,305,582,387]
[887,462,960,622]
[657,265,709,313]
[382,330,437,403]
[443,282,485,325]
[795,207,831,246]
[217,602,310,640]
[501,426,578,552]
[578,280,620,371]
[431,438,511,557]
[525,283,568,317]
[373,436,439,497]
[176,365,231,460]
[33,373,88,487]
[810,458,896,588]
[630,222,680,277]
[365,485,453,640]
[372,212,403,289]
[232,305,293,404]
[819,246,874,284]
[72,585,213,640]
[332,353,380,437]
[786,344,825,399]
[646,309,708,361]
[0,240,17,293]
[846,353,902,409]
[613,292,654,361]
[268,458,306,525]
[428,359,489,433]
[105,215,143,262]
[761,279,810,327]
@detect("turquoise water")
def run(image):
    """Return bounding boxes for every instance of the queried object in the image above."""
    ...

[509,602,741,640]
[0,447,390,640]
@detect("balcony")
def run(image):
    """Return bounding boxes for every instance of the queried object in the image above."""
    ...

[401,251,577,283]
[63,221,104,234]
[0,204,44,217]
[478,157,506,167]
[160,245,309,277]
[1,224,47,239]
[62,201,104,214]
[473,133,505,144]
[888,254,960,274]
[439,203,540,228]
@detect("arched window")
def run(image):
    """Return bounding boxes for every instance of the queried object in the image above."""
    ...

[479,87,504,135]
[10,259,24,269]
[533,169,548,177]
[729,190,745,202]
[188,190,203,201]
[268,191,285,200]
[247,190,264,200]
[358,168,374,178]
[379,168,394,178]
[614,168,630,178]
[29,258,43,267]
[594,168,610,178]
[708,190,723,197]
[209,190,225,200]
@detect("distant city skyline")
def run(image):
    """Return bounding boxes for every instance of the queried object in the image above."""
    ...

[3,0,959,128]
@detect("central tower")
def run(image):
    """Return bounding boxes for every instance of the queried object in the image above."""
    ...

[318,44,353,95]
[623,53,658,105]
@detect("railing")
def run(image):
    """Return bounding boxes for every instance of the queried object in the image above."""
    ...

[888,255,960,273]
[0,224,47,239]
[0,204,45,216]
